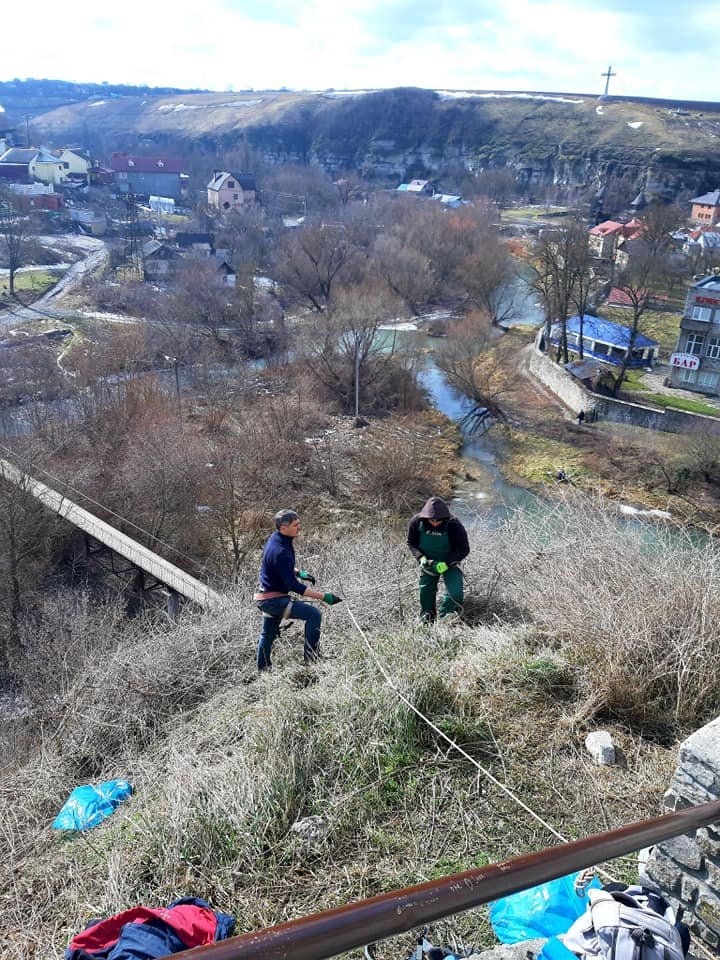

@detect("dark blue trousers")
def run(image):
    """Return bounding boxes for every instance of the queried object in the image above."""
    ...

[256,597,322,671]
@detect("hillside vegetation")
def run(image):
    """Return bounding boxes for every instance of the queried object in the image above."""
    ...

[2,496,719,958]
[29,87,720,190]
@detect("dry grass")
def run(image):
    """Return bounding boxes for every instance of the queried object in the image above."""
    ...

[0,505,710,958]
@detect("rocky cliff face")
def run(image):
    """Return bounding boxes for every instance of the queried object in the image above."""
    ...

[29,86,720,196]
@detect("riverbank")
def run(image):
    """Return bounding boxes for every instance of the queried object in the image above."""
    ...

[494,339,720,531]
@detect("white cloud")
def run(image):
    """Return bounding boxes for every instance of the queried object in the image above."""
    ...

[2,0,720,99]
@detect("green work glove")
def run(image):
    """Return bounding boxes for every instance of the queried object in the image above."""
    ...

[323,592,343,605]
[435,561,449,574]
[298,570,316,585]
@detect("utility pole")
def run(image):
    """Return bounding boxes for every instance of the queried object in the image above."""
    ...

[354,345,360,422]
[119,193,145,282]
[601,65,616,97]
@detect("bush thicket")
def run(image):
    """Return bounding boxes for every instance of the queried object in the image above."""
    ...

[0,501,716,958]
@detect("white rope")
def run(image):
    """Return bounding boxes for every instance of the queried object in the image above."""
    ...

[340,591,617,883]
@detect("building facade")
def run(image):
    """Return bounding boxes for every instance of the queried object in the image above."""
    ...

[669,276,720,396]
[690,190,720,226]
[550,314,658,369]
[54,148,91,182]
[207,171,256,212]
[0,147,66,185]
[110,154,183,201]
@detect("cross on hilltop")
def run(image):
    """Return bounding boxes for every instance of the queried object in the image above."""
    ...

[601,65,616,97]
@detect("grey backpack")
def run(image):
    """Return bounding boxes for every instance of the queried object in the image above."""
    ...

[561,885,687,960]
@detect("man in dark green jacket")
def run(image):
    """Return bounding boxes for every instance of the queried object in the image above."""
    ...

[407,496,470,622]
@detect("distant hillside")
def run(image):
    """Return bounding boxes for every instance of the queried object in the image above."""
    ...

[22,86,720,194]
[0,78,207,127]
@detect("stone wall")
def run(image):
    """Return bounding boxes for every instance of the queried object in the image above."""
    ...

[641,717,720,951]
[529,344,720,436]
[527,347,597,416]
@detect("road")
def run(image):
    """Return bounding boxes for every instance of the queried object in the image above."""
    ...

[0,235,109,328]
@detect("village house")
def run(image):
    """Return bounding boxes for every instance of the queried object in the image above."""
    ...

[549,314,659,369]
[111,153,184,201]
[690,189,720,226]
[175,232,215,255]
[53,148,91,183]
[669,275,720,396]
[678,225,720,258]
[207,171,257,213]
[0,147,66,185]
[396,179,435,196]
[89,162,115,187]
[142,240,181,280]
[588,218,645,262]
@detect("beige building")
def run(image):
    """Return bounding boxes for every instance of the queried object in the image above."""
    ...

[54,148,91,181]
[207,171,256,213]
[0,147,66,184]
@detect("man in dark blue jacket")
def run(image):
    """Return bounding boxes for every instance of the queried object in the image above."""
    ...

[254,509,342,671]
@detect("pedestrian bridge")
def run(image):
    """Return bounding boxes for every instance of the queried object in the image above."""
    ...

[0,458,222,611]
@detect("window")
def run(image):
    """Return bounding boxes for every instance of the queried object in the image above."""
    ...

[227,180,235,188]
[233,193,239,200]
[686,333,705,355]
[594,342,609,355]
[689,304,712,322]
[698,371,719,388]
[679,368,698,384]
[706,337,720,360]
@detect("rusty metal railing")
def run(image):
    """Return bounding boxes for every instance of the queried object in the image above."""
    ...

[170,798,720,960]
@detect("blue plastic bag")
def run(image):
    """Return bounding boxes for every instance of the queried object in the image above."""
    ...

[52,779,133,831]
[489,872,601,943]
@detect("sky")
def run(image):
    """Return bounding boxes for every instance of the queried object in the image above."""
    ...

[3,0,720,102]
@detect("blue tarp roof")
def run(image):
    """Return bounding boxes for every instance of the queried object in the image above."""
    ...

[565,314,658,350]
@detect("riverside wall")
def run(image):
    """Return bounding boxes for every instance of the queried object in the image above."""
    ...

[641,717,720,951]
[528,344,720,436]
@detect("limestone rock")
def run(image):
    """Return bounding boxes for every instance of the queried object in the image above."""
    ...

[584,730,616,765]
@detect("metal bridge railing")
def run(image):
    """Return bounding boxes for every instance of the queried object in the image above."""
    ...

[167,798,720,960]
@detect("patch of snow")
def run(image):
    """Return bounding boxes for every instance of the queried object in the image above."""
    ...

[437,90,584,104]
[158,103,202,112]
[89,100,106,107]
[627,121,644,129]
[378,321,418,331]
[317,90,370,97]
[596,105,604,115]
[221,99,264,107]
[0,103,5,113]
[619,504,672,520]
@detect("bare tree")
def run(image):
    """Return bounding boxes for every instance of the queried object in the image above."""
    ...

[460,232,516,325]
[0,194,32,296]
[610,249,665,397]
[372,234,437,316]
[274,223,361,311]
[0,454,58,674]
[638,202,685,258]
[434,312,514,423]
[528,221,596,363]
